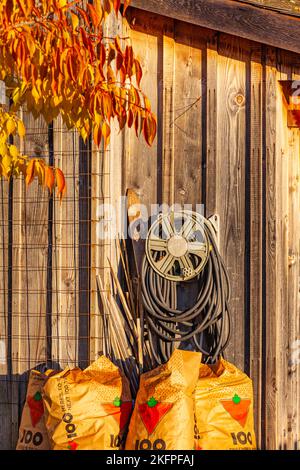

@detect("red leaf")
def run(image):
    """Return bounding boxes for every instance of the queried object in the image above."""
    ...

[113,0,121,15]
[87,3,101,28]
[135,59,143,87]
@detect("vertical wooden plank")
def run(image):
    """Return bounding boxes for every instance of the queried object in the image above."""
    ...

[277,64,289,450]
[215,36,246,370]
[287,124,300,449]
[124,10,160,211]
[206,33,218,217]
[249,44,263,448]
[0,178,10,448]
[264,46,284,450]
[173,22,203,209]
[11,113,49,447]
[161,31,175,207]
[52,120,79,369]
[90,13,126,362]
[78,137,91,369]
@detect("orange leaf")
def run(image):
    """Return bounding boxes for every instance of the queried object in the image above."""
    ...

[45,166,55,193]
[87,3,101,28]
[123,0,131,16]
[25,159,35,186]
[56,168,66,200]
[143,113,157,146]
[93,123,102,147]
[135,59,142,87]
[76,6,90,27]
[113,0,121,14]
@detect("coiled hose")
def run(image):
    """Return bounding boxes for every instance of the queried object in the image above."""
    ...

[141,217,231,368]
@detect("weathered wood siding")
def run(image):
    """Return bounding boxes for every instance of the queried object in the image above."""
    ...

[0,7,299,449]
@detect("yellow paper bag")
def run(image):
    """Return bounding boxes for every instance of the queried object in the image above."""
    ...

[43,356,132,450]
[16,369,55,450]
[194,358,256,450]
[126,349,201,450]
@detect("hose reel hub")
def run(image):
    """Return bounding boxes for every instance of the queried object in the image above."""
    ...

[145,211,210,281]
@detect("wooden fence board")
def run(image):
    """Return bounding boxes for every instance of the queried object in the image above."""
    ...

[173,22,203,209]
[215,36,246,370]
[52,120,79,368]
[0,178,10,449]
[249,44,263,447]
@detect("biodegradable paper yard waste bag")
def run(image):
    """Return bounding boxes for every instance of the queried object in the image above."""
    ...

[125,349,201,450]
[16,369,55,450]
[194,357,256,450]
[43,356,132,450]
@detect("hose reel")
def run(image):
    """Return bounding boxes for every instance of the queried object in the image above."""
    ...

[141,210,231,368]
[145,211,210,281]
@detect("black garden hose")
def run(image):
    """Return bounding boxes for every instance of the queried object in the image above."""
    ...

[141,217,231,368]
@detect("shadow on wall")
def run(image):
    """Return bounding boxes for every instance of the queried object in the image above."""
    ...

[0,362,61,450]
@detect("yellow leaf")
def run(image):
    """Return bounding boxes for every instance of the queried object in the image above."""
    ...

[102,121,111,150]
[17,120,26,137]
[6,118,16,135]
[80,127,88,142]
[2,154,12,178]
[9,144,19,158]
[0,143,8,156]
[71,12,79,30]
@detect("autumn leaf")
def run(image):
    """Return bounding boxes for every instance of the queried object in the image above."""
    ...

[45,166,55,193]
[9,144,19,158]
[56,168,66,201]
[143,113,157,146]
[6,118,16,134]
[17,120,26,137]
[25,159,35,186]
[102,121,111,149]
[93,123,102,147]
[87,3,101,28]
[123,0,131,16]
[113,0,121,14]
[71,12,79,30]
[135,59,143,87]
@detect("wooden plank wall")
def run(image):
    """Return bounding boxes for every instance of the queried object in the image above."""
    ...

[0,7,299,449]
[120,8,300,449]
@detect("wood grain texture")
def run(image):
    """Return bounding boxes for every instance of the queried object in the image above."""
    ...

[1,6,300,449]
[123,10,161,211]
[249,44,263,447]
[206,34,219,217]
[52,120,79,368]
[173,22,203,209]
[215,35,246,370]
[0,178,10,449]
[130,0,300,54]
[264,46,280,450]
[12,113,48,372]
[10,112,49,448]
